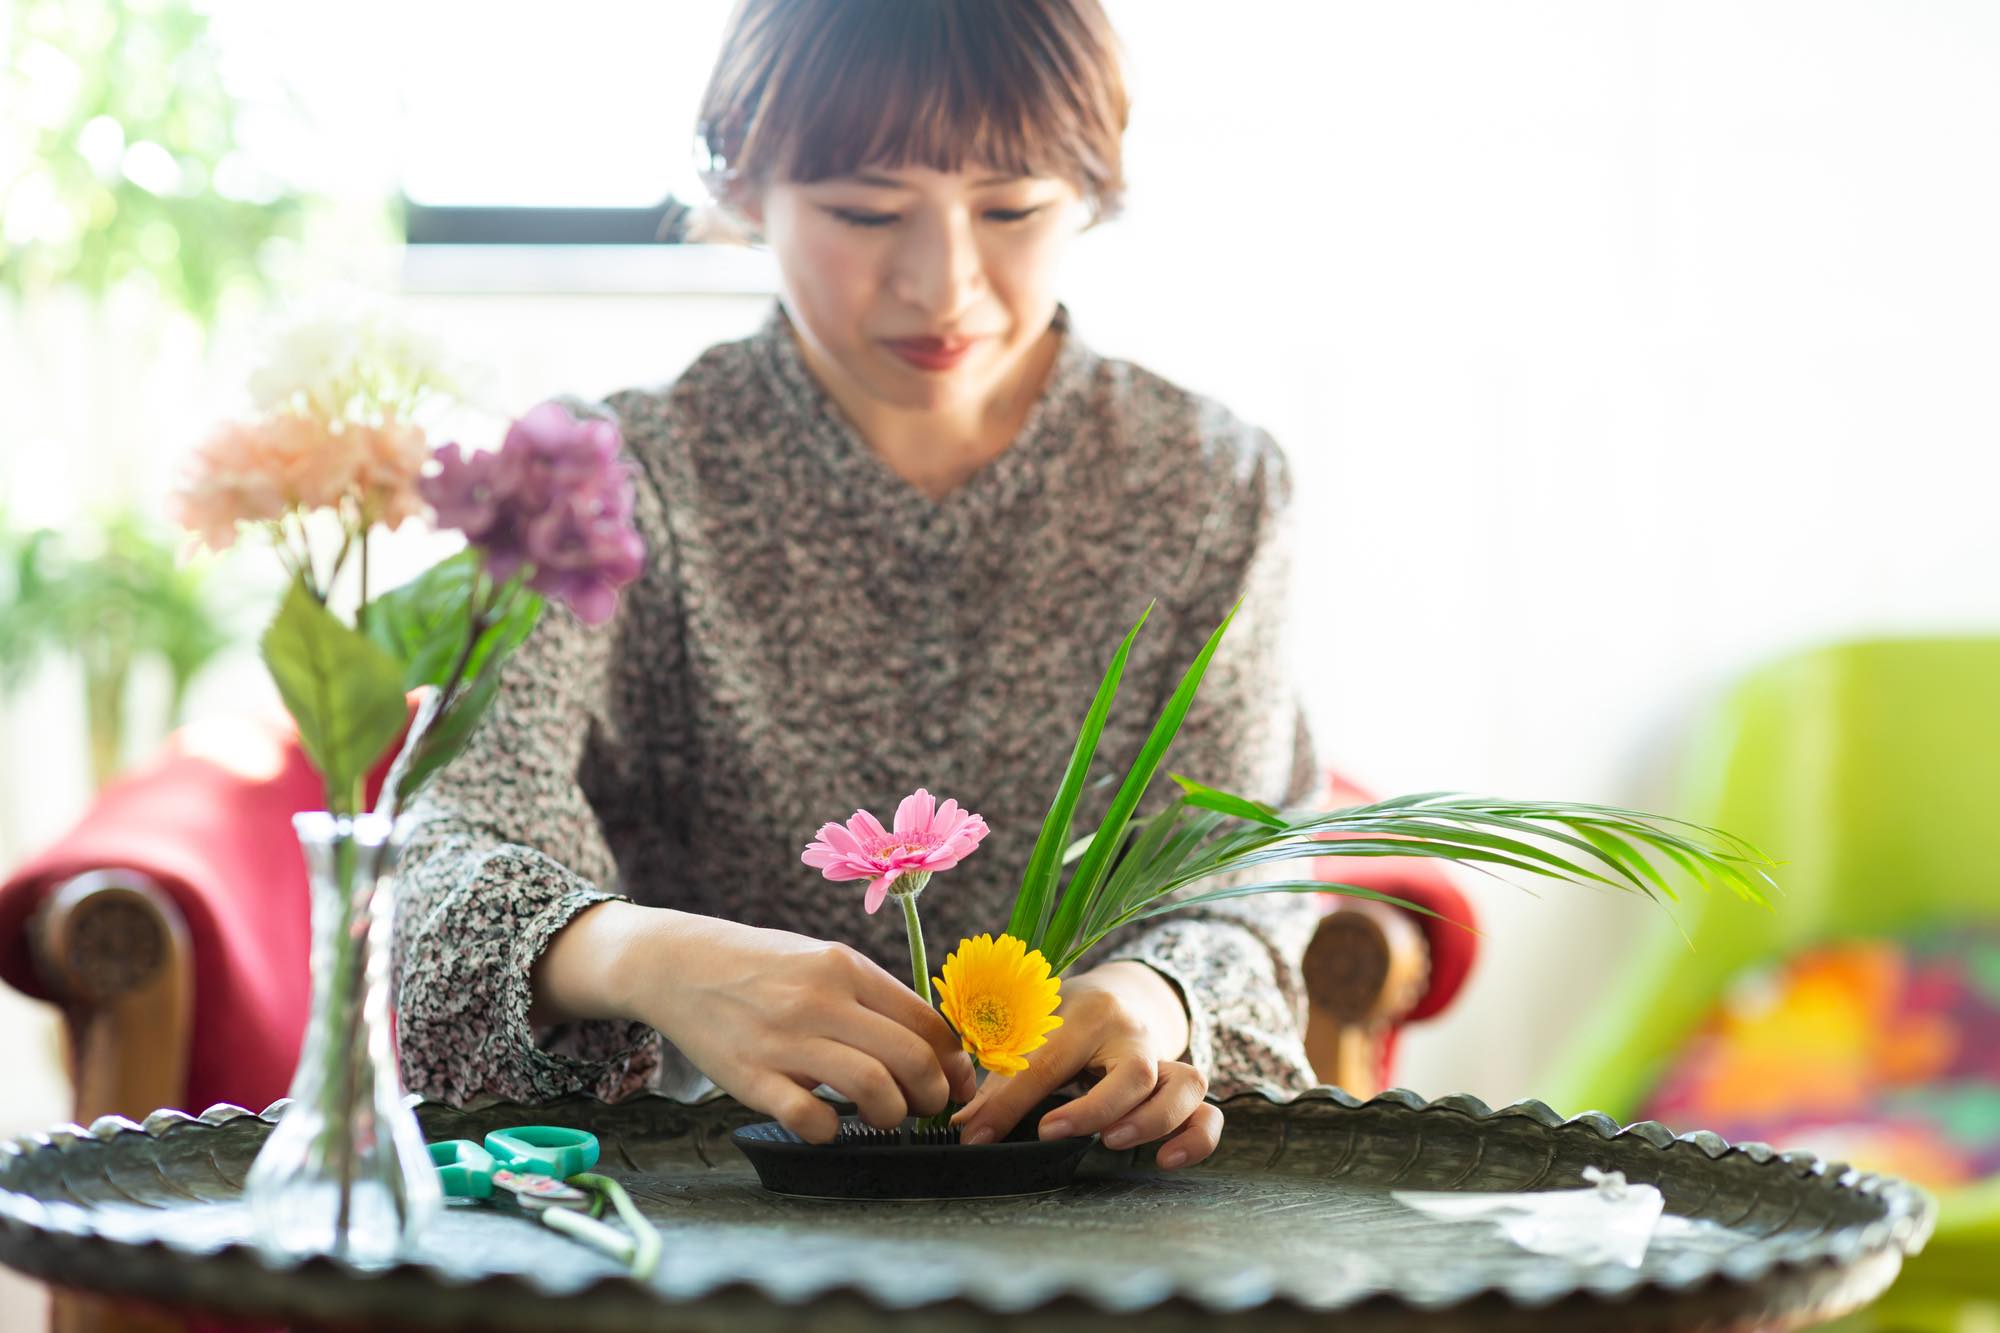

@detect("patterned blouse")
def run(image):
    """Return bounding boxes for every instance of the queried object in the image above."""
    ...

[393,304,1324,1108]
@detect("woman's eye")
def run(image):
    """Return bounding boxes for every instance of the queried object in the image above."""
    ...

[985,206,1044,223]
[832,208,899,228]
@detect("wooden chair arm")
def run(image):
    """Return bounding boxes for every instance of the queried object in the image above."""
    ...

[1301,898,1432,1097]
[26,873,196,1333]
[28,872,193,1126]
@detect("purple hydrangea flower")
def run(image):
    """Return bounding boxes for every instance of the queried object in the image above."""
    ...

[421,400,645,625]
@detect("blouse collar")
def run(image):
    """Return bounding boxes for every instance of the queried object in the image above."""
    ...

[749,301,1098,549]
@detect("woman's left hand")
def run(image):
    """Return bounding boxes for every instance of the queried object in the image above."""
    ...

[949,961,1220,1169]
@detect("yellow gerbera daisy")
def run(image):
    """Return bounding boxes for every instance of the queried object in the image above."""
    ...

[933,933,1064,1076]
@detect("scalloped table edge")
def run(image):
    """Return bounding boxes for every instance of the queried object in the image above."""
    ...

[0,1083,1940,1327]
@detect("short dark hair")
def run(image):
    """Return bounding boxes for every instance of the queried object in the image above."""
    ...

[697,0,1129,223]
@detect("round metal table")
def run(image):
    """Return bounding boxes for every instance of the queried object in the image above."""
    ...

[0,1087,1935,1331]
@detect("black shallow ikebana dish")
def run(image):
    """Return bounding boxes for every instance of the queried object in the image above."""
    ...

[732,1099,1095,1200]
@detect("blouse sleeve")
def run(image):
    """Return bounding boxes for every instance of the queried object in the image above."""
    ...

[1096,430,1323,1097]
[392,396,671,1106]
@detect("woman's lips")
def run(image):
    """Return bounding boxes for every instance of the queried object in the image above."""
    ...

[884,335,982,371]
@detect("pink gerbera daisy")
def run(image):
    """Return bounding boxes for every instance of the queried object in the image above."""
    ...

[802,788,989,914]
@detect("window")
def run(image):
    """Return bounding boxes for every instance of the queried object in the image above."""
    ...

[388,2,739,245]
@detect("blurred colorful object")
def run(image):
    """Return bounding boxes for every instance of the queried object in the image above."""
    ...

[0,0,305,325]
[1544,636,2000,1331]
[1644,927,2000,1191]
[0,505,234,786]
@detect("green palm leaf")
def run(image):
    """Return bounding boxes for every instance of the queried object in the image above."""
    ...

[1049,791,1778,976]
[998,601,1779,979]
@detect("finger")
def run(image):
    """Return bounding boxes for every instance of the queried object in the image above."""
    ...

[843,952,979,1094]
[1096,1062,1207,1151]
[786,1038,908,1129]
[1031,1049,1162,1141]
[749,1073,840,1144]
[831,1005,959,1117]
[1154,1101,1224,1170]
[945,1049,978,1103]
[950,1028,1096,1146]
[1024,1053,1158,1142]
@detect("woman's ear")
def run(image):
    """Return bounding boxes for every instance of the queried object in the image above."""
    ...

[688,185,763,246]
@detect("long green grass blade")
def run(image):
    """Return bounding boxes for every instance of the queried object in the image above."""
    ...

[1007,603,1154,948]
[1169,774,1286,827]
[1122,880,1446,924]
[1305,815,1631,889]
[1057,775,1135,867]
[1088,802,1186,922]
[1054,880,1452,975]
[1290,804,1638,880]
[1571,823,1678,903]
[1039,602,1241,963]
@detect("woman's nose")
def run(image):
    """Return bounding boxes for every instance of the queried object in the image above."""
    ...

[890,211,984,322]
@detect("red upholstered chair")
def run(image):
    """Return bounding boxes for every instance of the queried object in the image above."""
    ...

[0,719,1477,1129]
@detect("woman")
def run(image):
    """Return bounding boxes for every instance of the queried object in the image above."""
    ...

[395,0,1321,1173]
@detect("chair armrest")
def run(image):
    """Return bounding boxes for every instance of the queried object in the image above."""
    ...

[29,871,193,1124]
[1301,899,1431,1097]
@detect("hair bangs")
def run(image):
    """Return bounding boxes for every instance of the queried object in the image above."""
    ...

[701,0,1126,220]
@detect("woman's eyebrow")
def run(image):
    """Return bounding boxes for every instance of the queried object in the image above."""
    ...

[838,172,912,189]
[834,172,1031,189]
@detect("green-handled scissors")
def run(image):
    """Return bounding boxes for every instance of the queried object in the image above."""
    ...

[429,1126,660,1277]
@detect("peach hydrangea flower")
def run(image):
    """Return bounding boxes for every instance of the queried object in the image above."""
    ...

[345,415,430,530]
[801,788,989,914]
[169,411,429,550]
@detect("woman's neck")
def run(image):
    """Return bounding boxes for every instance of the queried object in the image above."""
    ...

[796,321,1064,501]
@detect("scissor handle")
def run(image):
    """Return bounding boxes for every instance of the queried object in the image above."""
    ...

[485,1125,600,1180]
[430,1139,497,1199]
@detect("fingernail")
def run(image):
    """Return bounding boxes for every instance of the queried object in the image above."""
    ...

[964,1126,995,1146]
[1158,1148,1187,1169]
[1102,1125,1137,1149]
[1039,1118,1073,1140]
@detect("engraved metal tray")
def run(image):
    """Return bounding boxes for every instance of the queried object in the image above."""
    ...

[0,1087,1935,1332]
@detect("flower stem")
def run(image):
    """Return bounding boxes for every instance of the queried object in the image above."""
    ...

[899,890,930,1006]
[371,580,492,821]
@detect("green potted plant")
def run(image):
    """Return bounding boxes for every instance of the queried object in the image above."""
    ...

[0,506,234,787]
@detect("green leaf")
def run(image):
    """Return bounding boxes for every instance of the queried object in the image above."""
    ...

[376,586,545,813]
[1082,800,1198,945]
[366,549,483,689]
[1170,773,1285,826]
[1062,791,1166,867]
[1054,879,1452,975]
[1159,836,1576,888]
[1008,603,1155,948]
[396,669,500,799]
[1302,815,1629,890]
[1571,823,1678,902]
[1040,600,1243,964]
[260,576,409,810]
[1124,879,1447,925]
[1034,785,1779,975]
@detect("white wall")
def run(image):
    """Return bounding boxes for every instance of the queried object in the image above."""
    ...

[1066,0,2000,1105]
[5,1,1999,1120]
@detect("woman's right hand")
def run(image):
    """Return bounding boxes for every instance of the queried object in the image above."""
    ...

[631,909,977,1142]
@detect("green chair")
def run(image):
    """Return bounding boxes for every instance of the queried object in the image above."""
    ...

[1543,636,2000,1331]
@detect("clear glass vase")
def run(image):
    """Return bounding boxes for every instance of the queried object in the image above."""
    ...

[245,812,440,1264]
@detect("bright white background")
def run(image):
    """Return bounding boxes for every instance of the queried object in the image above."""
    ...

[4,6,1998,1261]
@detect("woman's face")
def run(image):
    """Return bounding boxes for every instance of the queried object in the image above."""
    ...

[751,166,1083,414]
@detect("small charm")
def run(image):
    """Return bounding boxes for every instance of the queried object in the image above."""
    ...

[492,1169,588,1208]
